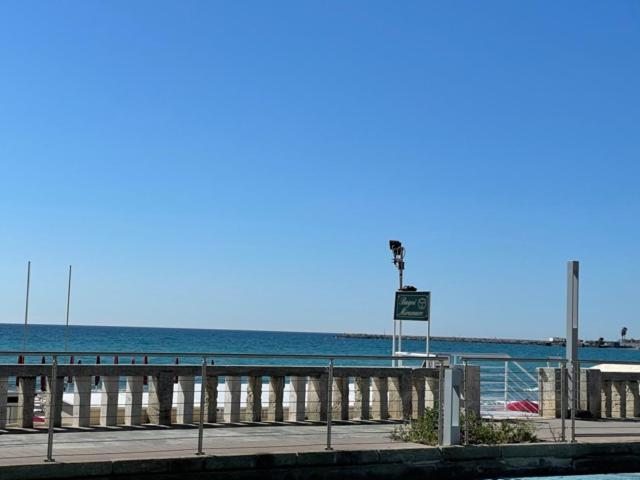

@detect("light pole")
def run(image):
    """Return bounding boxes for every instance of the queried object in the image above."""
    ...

[389,240,405,364]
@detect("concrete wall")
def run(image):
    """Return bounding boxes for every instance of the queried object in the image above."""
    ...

[0,364,480,428]
[538,367,640,419]
[3,442,640,480]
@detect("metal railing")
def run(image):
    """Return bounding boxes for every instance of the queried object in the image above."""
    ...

[0,350,453,463]
[7,350,640,463]
[457,355,640,445]
[458,355,568,443]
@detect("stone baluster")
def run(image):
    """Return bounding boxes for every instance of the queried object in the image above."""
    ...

[148,372,174,425]
[601,380,612,418]
[584,369,602,419]
[17,376,35,428]
[411,375,425,419]
[268,376,284,422]
[306,374,328,421]
[246,376,262,422]
[0,376,8,429]
[612,381,626,418]
[176,375,195,424]
[73,376,92,427]
[402,374,413,418]
[538,368,561,419]
[204,375,218,423]
[626,381,640,418]
[425,376,439,410]
[45,375,65,428]
[100,376,119,426]
[464,366,481,417]
[353,377,370,420]
[388,375,411,420]
[579,368,589,412]
[124,376,143,426]
[288,376,306,421]
[371,377,388,420]
[332,376,349,421]
[223,376,241,423]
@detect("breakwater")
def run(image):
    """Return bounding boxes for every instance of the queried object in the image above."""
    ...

[337,332,635,349]
[338,333,561,345]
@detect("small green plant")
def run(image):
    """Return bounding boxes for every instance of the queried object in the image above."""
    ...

[391,406,439,445]
[463,410,537,444]
[392,407,537,445]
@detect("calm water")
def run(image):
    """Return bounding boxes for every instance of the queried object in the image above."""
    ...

[2,322,640,365]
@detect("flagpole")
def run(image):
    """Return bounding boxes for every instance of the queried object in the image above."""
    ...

[64,265,72,352]
[23,261,31,352]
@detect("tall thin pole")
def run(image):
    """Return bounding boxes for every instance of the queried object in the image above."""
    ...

[64,265,72,352]
[566,260,579,442]
[325,359,334,451]
[23,261,31,352]
[397,248,404,364]
[45,355,57,462]
[426,315,431,361]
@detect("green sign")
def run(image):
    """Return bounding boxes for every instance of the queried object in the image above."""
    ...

[394,291,430,321]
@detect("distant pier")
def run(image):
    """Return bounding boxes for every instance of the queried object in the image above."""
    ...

[336,333,635,348]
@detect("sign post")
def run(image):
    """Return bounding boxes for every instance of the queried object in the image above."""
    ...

[393,291,431,365]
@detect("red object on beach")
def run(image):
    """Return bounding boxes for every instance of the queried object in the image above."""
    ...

[95,355,101,386]
[507,400,538,414]
[40,356,46,392]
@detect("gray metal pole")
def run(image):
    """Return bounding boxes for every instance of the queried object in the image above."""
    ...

[437,361,444,446]
[23,261,31,352]
[560,362,566,442]
[426,318,431,365]
[392,320,397,367]
[566,261,579,365]
[325,359,334,450]
[196,356,207,455]
[463,360,469,445]
[566,261,579,433]
[45,355,57,462]
[504,361,509,411]
[571,361,577,442]
[398,263,403,362]
[64,265,72,352]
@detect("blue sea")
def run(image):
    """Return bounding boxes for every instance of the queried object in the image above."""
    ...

[2,322,640,366]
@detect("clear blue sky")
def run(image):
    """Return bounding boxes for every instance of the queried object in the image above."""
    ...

[1,1,638,339]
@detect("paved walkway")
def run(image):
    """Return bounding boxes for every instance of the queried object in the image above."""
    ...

[2,419,640,467]
[0,423,415,466]
[535,417,640,443]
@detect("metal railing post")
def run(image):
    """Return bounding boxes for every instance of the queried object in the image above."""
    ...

[326,359,334,450]
[45,355,57,463]
[463,360,469,445]
[560,361,566,442]
[504,360,509,411]
[571,361,577,443]
[437,361,444,446]
[196,356,207,455]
